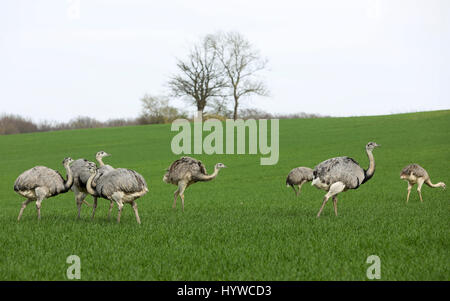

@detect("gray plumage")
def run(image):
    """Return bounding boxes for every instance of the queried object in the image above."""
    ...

[15,158,74,221]
[312,142,380,217]
[163,156,226,211]
[90,163,115,220]
[71,159,93,191]
[92,164,114,187]
[400,164,429,179]
[286,167,313,196]
[313,157,366,190]
[86,164,148,224]
[163,156,209,185]
[94,168,148,200]
[71,151,112,191]
[70,151,112,219]
[400,163,446,202]
[15,166,69,197]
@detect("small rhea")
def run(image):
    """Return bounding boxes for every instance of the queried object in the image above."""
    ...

[286,167,313,196]
[400,164,446,203]
[311,142,380,217]
[15,157,74,221]
[163,156,227,211]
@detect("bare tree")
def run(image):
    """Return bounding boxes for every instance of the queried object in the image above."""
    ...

[208,32,269,120]
[139,94,186,124]
[168,37,228,115]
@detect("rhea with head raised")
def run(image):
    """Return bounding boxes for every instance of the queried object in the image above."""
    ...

[311,142,380,217]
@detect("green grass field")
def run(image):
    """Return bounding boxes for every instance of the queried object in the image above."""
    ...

[0,110,448,280]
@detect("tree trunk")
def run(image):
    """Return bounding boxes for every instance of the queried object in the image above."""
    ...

[233,98,239,121]
[197,100,205,117]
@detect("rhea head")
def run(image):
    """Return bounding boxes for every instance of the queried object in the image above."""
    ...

[366,142,380,151]
[62,157,74,166]
[96,151,111,159]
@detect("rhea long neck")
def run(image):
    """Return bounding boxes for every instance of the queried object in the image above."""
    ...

[86,172,98,196]
[197,166,220,182]
[97,157,105,167]
[428,181,445,188]
[364,149,376,181]
[63,163,74,190]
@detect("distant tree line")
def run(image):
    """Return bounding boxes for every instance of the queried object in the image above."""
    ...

[0,108,327,135]
[0,114,138,135]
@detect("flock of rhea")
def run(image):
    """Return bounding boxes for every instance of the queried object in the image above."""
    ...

[286,142,445,217]
[14,142,445,223]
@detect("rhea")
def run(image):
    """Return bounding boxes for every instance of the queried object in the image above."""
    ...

[15,157,74,221]
[163,156,226,211]
[70,151,113,219]
[85,162,148,224]
[286,167,313,196]
[400,164,446,202]
[312,142,380,217]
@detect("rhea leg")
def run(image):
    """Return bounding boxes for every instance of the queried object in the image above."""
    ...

[178,182,187,212]
[131,201,141,224]
[317,196,329,218]
[18,199,32,221]
[317,182,345,218]
[111,193,124,223]
[172,187,180,209]
[36,200,43,220]
[180,194,185,212]
[35,187,47,220]
[107,201,114,220]
[406,182,412,203]
[297,180,306,196]
[290,184,298,196]
[333,196,338,216]
[76,192,86,219]
[117,200,124,223]
[417,178,425,202]
[91,197,98,219]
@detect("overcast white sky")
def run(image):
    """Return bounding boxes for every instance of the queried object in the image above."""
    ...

[1,0,449,122]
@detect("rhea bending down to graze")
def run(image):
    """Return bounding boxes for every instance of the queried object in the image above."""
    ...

[15,158,74,221]
[71,151,115,219]
[85,162,148,224]
[286,167,313,196]
[312,142,380,217]
[163,156,226,211]
[400,164,446,203]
